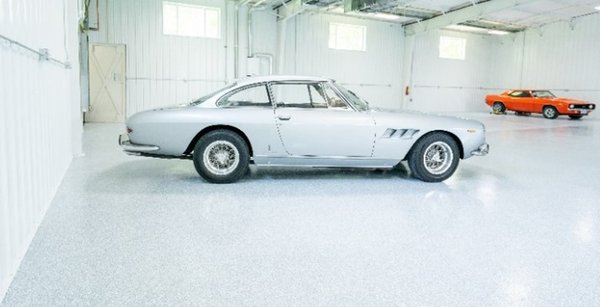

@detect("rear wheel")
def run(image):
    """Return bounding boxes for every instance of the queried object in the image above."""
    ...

[569,115,583,120]
[407,133,460,182]
[542,106,559,119]
[193,130,249,183]
[492,102,506,114]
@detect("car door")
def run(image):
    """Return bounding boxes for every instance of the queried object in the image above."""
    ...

[270,81,375,157]
[507,90,532,112]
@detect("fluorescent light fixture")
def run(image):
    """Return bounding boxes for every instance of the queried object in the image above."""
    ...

[595,5,600,10]
[488,30,509,35]
[445,24,488,33]
[371,13,401,20]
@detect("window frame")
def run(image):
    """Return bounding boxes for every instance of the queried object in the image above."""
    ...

[216,82,272,108]
[439,35,466,60]
[268,81,354,111]
[162,1,221,39]
[328,22,367,52]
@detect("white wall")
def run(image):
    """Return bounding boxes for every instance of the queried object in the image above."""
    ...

[89,0,231,116]
[0,0,81,301]
[404,29,501,113]
[280,13,404,110]
[405,13,600,115]
[491,13,600,109]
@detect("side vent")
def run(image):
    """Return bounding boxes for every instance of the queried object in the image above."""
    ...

[382,128,420,139]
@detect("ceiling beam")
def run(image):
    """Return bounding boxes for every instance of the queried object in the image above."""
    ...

[403,0,539,35]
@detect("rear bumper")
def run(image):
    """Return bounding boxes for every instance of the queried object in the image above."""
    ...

[470,143,490,156]
[119,134,160,153]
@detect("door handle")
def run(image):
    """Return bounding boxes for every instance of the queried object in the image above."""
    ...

[278,115,291,121]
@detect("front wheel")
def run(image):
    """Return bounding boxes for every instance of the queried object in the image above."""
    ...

[569,115,583,120]
[193,130,249,183]
[542,106,559,119]
[407,133,460,182]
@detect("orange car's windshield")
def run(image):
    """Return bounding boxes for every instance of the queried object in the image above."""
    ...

[532,90,555,98]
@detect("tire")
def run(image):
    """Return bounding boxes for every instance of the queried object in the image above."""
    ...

[193,130,249,183]
[542,106,559,119]
[407,132,460,182]
[492,102,506,113]
[569,115,583,120]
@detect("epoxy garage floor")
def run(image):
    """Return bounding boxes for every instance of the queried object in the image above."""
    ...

[3,113,600,305]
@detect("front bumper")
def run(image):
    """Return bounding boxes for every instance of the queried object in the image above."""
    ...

[470,143,490,156]
[119,134,160,153]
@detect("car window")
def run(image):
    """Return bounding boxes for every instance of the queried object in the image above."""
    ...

[509,91,531,98]
[218,84,271,108]
[321,83,349,109]
[532,90,555,98]
[308,84,328,108]
[271,83,313,108]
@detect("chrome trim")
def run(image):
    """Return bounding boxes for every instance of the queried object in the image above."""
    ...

[119,134,160,152]
[470,143,490,156]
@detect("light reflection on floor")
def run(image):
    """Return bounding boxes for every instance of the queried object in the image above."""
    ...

[3,112,600,305]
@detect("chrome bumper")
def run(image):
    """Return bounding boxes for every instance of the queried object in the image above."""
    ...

[119,134,160,152]
[470,143,490,156]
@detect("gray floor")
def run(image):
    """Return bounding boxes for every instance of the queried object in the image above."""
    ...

[3,112,600,306]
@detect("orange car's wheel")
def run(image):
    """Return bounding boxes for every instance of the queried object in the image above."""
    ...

[542,106,559,119]
[492,102,506,114]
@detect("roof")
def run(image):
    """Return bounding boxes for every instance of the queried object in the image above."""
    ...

[235,75,332,85]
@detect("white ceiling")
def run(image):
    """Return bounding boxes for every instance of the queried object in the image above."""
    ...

[263,0,600,33]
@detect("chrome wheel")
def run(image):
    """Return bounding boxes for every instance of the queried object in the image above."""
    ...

[492,102,505,113]
[422,141,454,175]
[203,140,240,175]
[543,106,558,119]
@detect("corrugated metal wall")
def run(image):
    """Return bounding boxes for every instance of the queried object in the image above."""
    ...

[282,13,404,110]
[0,0,80,301]
[497,13,600,109]
[405,29,500,113]
[88,0,230,116]
[406,13,600,114]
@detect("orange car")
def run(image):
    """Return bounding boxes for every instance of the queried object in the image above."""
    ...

[485,90,595,119]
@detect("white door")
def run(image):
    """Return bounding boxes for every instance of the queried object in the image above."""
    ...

[87,43,126,122]
[271,82,375,157]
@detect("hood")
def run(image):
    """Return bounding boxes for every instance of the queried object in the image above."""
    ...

[554,98,590,104]
[369,108,485,130]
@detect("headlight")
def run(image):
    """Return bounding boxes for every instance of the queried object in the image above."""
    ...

[590,104,595,109]
[569,104,574,109]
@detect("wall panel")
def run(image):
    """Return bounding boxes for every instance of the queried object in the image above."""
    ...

[89,0,229,116]
[0,0,81,301]
[281,13,404,110]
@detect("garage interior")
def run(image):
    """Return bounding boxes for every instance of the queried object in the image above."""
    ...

[1,0,599,305]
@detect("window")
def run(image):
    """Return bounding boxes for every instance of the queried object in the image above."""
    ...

[163,1,220,38]
[328,22,367,51]
[218,84,270,107]
[439,36,466,60]
[271,83,349,109]
[509,91,531,98]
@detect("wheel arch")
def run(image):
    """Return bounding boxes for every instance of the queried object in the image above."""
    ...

[404,130,465,160]
[184,125,254,157]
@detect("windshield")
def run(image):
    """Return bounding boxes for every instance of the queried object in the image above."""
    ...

[190,83,237,105]
[532,90,555,98]
[333,83,370,111]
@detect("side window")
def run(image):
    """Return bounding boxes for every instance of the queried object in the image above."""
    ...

[308,84,328,108]
[218,84,270,107]
[510,91,531,98]
[322,84,349,109]
[271,83,312,108]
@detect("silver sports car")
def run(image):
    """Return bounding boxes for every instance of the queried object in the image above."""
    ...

[119,75,489,183]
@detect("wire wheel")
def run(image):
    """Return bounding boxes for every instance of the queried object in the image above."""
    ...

[422,141,454,175]
[203,140,240,175]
